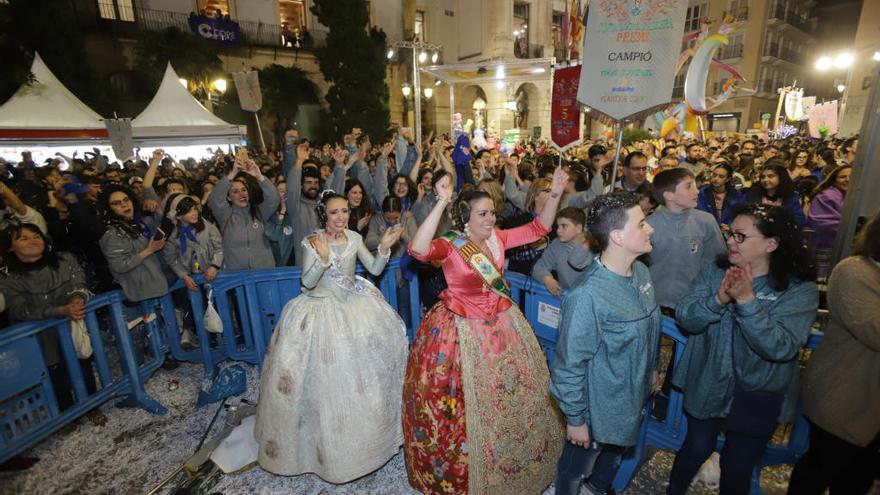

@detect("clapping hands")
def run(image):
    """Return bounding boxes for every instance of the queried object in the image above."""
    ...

[717,263,756,305]
[380,224,404,251]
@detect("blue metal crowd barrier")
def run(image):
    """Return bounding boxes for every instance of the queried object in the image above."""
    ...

[142,258,421,376]
[1,259,821,493]
[0,259,418,465]
[0,291,167,465]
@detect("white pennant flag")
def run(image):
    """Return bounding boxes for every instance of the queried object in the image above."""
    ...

[104,118,133,161]
[232,71,263,112]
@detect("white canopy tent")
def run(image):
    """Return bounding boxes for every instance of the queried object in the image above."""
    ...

[0,53,109,158]
[132,63,245,148]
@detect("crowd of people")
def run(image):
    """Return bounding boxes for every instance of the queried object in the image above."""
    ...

[0,124,876,494]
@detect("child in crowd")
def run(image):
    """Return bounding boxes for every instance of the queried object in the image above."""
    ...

[162,194,224,347]
[551,192,661,495]
[531,207,592,297]
[163,194,224,289]
[647,168,727,314]
[646,168,727,422]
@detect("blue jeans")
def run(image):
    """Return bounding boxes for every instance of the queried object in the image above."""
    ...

[555,440,624,495]
[667,414,773,495]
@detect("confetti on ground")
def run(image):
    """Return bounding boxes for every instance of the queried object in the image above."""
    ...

[2,362,874,495]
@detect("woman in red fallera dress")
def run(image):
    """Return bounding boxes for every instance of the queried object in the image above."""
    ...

[403,167,568,494]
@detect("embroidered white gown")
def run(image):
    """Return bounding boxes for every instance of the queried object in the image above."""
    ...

[253,230,408,482]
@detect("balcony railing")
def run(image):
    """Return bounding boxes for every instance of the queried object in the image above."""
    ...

[137,8,190,32]
[720,44,744,59]
[514,41,545,59]
[135,8,312,49]
[769,5,814,33]
[779,47,805,65]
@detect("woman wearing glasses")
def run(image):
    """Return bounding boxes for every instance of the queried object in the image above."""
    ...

[666,203,819,495]
[98,184,170,364]
[98,184,168,304]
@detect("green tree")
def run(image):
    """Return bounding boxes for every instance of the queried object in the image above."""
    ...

[259,64,320,146]
[622,127,653,145]
[0,0,107,113]
[311,0,390,142]
[135,27,224,104]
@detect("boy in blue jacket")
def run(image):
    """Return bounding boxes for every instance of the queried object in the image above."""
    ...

[551,192,661,495]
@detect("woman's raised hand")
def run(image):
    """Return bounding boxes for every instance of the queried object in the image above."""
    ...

[551,165,567,195]
[311,233,330,262]
[434,174,453,202]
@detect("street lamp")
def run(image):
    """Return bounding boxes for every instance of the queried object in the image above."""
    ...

[837,84,846,93]
[834,52,854,69]
[423,87,433,99]
[402,84,412,97]
[388,39,442,146]
[873,51,880,62]
[212,78,227,93]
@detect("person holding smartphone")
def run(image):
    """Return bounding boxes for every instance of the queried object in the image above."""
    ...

[98,183,170,363]
[98,183,168,303]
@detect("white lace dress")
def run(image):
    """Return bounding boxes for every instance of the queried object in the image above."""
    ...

[253,229,408,482]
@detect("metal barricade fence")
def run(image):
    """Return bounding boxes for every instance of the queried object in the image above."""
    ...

[0,291,167,465]
[0,259,417,464]
[1,259,820,493]
[144,259,420,376]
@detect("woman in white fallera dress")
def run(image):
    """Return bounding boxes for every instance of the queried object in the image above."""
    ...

[254,191,409,483]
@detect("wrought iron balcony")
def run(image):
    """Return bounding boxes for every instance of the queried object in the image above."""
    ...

[135,8,313,49]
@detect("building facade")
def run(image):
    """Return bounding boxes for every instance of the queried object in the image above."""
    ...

[77,0,409,144]
[838,0,880,136]
[387,0,557,138]
[666,0,820,134]
[75,0,853,143]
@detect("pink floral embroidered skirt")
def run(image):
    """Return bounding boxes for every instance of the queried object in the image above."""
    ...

[402,303,563,494]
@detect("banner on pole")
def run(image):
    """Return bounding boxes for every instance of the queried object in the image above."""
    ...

[577,0,688,121]
[232,71,263,112]
[808,100,838,138]
[551,64,582,149]
[104,118,133,161]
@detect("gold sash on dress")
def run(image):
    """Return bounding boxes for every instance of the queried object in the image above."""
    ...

[442,231,513,301]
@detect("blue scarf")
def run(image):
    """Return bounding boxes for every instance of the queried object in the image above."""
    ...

[178,224,198,254]
[134,214,152,239]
